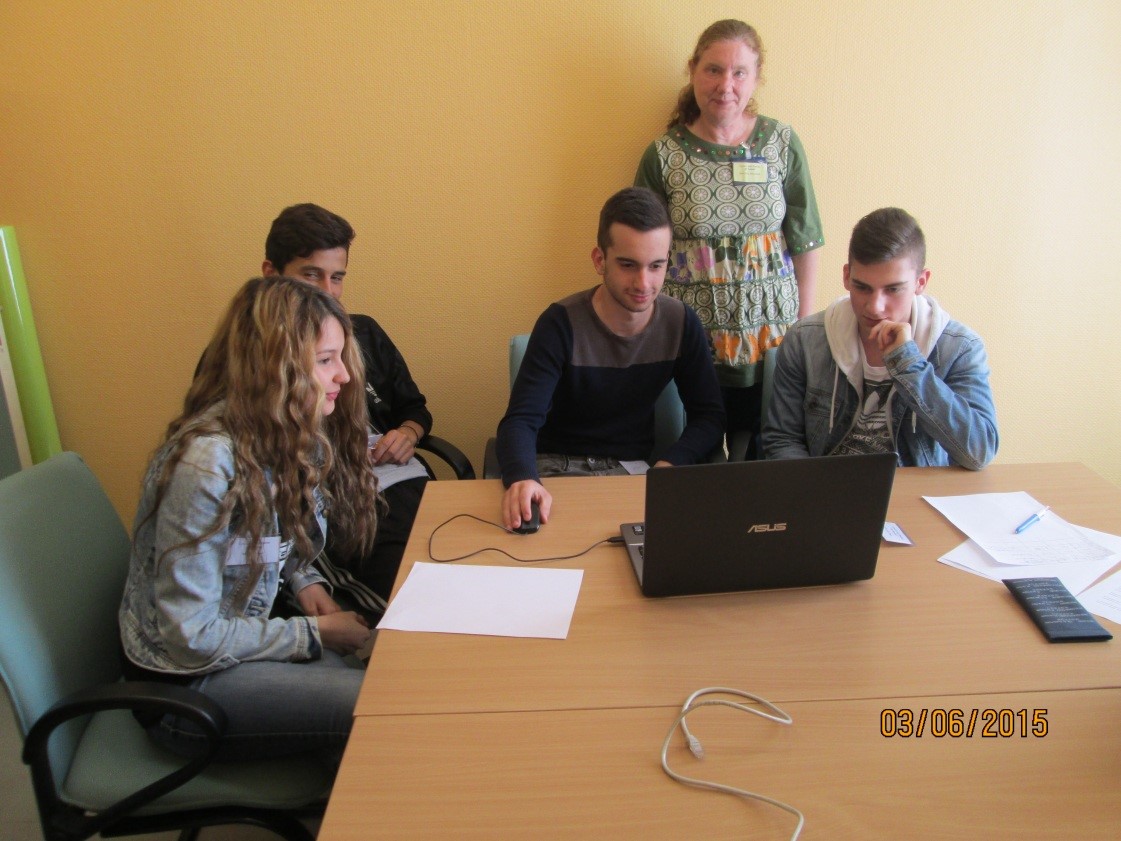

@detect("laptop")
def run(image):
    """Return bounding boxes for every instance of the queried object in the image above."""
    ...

[620,453,897,597]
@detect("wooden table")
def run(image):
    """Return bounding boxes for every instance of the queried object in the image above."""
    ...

[322,463,1121,839]
[327,688,1121,839]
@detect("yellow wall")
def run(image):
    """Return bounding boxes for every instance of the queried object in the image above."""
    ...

[2,1,1119,519]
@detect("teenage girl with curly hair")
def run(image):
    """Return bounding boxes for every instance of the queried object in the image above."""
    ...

[119,275,380,764]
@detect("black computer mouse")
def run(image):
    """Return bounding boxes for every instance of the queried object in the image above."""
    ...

[514,501,541,534]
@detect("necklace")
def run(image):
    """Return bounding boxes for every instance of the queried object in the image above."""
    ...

[675,122,763,160]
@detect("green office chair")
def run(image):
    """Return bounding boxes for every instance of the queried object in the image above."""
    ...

[0,453,331,841]
[482,334,717,478]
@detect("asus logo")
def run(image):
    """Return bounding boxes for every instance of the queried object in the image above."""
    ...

[747,523,787,533]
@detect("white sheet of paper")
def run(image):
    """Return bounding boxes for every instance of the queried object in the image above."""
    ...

[620,460,650,475]
[366,432,429,491]
[1078,568,1121,625]
[938,524,1121,595]
[923,492,1116,566]
[376,562,584,639]
[882,522,913,545]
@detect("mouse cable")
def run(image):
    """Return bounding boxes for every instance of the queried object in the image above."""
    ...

[661,687,804,841]
[427,513,623,563]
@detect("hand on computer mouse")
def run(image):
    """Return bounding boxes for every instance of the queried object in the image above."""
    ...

[514,501,541,534]
[502,481,551,532]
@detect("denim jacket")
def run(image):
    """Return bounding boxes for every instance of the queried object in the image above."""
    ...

[763,296,998,470]
[119,424,328,676]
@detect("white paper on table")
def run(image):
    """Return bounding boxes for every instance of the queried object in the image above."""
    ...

[620,460,650,475]
[882,522,913,545]
[1077,568,1121,625]
[376,562,584,639]
[938,524,1121,595]
[923,491,1116,566]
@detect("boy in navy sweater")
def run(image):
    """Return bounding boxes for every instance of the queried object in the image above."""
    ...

[496,188,724,530]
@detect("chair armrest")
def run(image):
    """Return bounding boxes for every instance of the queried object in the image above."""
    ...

[417,435,476,480]
[23,680,227,838]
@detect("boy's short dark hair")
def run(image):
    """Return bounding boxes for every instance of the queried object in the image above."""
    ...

[848,207,926,269]
[265,203,355,273]
[597,187,671,253]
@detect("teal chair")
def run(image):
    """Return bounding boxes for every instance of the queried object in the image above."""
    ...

[483,334,718,478]
[0,453,331,841]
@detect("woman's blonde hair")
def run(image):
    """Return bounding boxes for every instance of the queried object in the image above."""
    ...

[157,276,379,571]
[667,19,766,130]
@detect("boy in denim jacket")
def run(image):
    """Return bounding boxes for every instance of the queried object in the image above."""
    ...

[763,207,997,469]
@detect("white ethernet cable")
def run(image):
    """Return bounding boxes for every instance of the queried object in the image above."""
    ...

[661,687,804,840]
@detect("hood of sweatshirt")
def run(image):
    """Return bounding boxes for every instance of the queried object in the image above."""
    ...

[824,294,950,391]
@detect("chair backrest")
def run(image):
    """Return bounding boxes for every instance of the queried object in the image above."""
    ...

[0,453,130,775]
[507,334,686,463]
[507,334,530,385]
[761,345,779,428]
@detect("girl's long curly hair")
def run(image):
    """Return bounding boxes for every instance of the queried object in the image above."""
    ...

[154,276,379,571]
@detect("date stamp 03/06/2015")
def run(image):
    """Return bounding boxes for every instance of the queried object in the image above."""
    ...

[880,708,1049,738]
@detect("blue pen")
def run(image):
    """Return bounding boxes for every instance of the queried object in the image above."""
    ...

[1014,505,1051,534]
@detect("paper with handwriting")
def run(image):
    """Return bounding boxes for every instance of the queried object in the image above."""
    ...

[924,492,1116,566]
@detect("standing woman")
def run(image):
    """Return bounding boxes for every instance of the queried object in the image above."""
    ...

[635,19,824,455]
[119,276,380,765]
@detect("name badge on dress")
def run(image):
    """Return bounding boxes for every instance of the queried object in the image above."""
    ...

[224,535,281,567]
[732,156,768,184]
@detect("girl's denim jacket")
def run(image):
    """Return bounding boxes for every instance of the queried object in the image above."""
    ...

[119,430,328,676]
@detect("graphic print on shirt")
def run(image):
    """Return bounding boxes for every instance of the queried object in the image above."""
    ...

[834,377,894,456]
